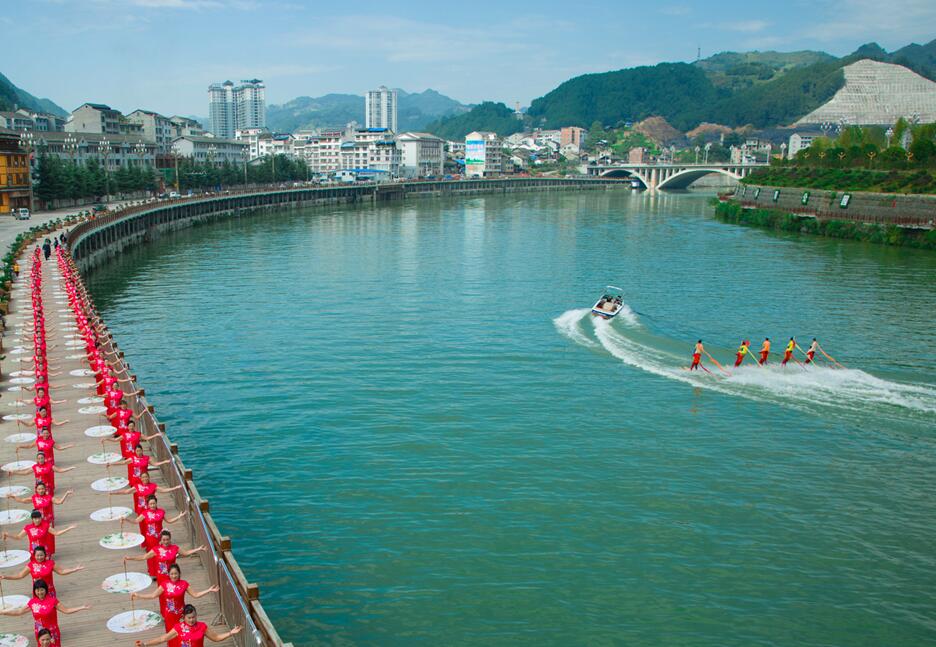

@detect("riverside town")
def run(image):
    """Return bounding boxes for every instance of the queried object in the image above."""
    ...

[0,2,935,646]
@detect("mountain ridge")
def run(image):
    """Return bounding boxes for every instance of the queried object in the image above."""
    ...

[0,72,67,117]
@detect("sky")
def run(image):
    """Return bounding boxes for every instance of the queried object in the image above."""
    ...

[5,0,936,118]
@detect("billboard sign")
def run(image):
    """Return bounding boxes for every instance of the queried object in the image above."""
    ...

[465,140,485,166]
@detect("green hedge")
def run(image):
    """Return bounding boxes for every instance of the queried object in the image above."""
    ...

[742,167,936,194]
[713,201,936,250]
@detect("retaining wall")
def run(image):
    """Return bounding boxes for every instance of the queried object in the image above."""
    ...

[732,184,936,229]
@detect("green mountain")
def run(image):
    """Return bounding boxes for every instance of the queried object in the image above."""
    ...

[266,93,362,132]
[266,88,469,133]
[441,39,936,137]
[424,102,524,140]
[527,62,721,131]
[695,50,837,92]
[0,72,67,116]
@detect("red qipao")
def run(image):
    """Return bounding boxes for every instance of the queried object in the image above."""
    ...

[27,559,57,597]
[149,543,180,580]
[32,462,55,495]
[160,578,189,631]
[140,507,166,551]
[28,595,60,646]
[172,620,207,647]
[24,520,54,556]
[128,454,150,486]
[32,493,54,526]
[132,481,157,514]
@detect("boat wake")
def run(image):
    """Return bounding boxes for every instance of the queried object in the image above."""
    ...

[554,307,936,421]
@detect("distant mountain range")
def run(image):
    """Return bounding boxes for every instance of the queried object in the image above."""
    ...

[431,38,936,139]
[265,88,470,133]
[0,72,67,117]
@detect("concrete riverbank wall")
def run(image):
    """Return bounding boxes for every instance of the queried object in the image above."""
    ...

[68,178,626,270]
[731,184,936,230]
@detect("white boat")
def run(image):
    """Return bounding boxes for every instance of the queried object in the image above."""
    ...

[591,285,625,319]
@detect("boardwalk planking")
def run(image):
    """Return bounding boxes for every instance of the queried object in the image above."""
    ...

[0,249,234,646]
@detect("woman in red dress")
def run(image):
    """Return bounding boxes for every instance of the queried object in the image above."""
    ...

[0,545,84,597]
[111,470,181,515]
[1,510,76,557]
[131,564,219,634]
[135,604,240,647]
[18,427,75,465]
[124,530,207,581]
[7,451,75,495]
[134,495,186,551]
[0,578,91,647]
[119,444,170,485]
[6,482,73,527]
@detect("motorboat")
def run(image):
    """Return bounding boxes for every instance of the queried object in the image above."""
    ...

[591,285,625,319]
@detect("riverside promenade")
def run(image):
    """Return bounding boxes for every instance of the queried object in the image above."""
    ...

[0,242,285,644]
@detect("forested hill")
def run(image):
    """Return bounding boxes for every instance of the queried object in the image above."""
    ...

[427,39,936,138]
[0,73,67,116]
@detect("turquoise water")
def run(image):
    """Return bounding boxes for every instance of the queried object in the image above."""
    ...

[84,191,936,646]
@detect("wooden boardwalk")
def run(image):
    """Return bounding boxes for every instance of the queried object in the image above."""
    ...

[0,251,235,646]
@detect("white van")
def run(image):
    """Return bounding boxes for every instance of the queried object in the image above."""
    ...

[16,208,30,220]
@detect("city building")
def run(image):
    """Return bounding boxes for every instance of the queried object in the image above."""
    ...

[464,131,504,177]
[560,126,586,151]
[208,79,266,138]
[339,128,401,177]
[628,147,647,164]
[397,132,445,177]
[27,131,157,170]
[787,132,824,158]
[365,86,398,133]
[65,103,142,136]
[172,135,248,165]
[0,128,32,212]
[208,81,234,139]
[127,110,174,154]
[169,116,207,138]
[0,109,65,132]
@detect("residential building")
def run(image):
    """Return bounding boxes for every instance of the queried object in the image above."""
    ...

[169,116,207,138]
[447,140,465,157]
[172,135,248,165]
[235,79,266,132]
[397,132,444,177]
[560,126,586,151]
[127,110,174,154]
[0,128,32,212]
[208,79,266,138]
[464,131,504,177]
[235,127,270,160]
[787,132,824,159]
[208,81,235,138]
[339,128,400,177]
[65,103,142,136]
[365,86,398,133]
[27,131,156,170]
[0,109,66,132]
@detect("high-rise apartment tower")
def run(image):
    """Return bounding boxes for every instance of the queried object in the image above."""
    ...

[365,86,397,133]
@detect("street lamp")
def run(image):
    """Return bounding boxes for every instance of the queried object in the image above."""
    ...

[703,142,712,164]
[694,145,700,164]
[885,127,894,148]
[98,137,111,203]
[241,147,249,186]
[18,130,36,213]
[134,141,147,167]
[64,133,79,165]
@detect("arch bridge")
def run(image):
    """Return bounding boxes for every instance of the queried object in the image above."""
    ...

[587,162,768,190]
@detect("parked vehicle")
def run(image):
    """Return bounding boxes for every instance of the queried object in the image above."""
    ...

[92,204,108,212]
[16,208,30,220]
[168,191,181,199]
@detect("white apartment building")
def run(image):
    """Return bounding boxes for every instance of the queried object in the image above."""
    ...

[365,86,397,133]
[127,110,174,154]
[465,131,504,177]
[208,79,266,139]
[27,131,156,169]
[172,135,248,165]
[339,128,401,176]
[65,103,143,136]
[787,132,824,159]
[170,116,207,138]
[397,132,445,177]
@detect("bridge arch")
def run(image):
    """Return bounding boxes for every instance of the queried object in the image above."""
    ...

[656,167,742,190]
[598,168,650,187]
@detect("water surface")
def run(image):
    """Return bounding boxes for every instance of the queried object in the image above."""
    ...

[85,191,936,646]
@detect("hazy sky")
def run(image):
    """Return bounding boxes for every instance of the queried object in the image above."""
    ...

[6,0,936,117]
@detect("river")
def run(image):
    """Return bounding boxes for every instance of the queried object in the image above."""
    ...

[84,190,936,646]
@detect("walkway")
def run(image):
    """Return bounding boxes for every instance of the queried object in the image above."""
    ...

[0,247,234,646]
